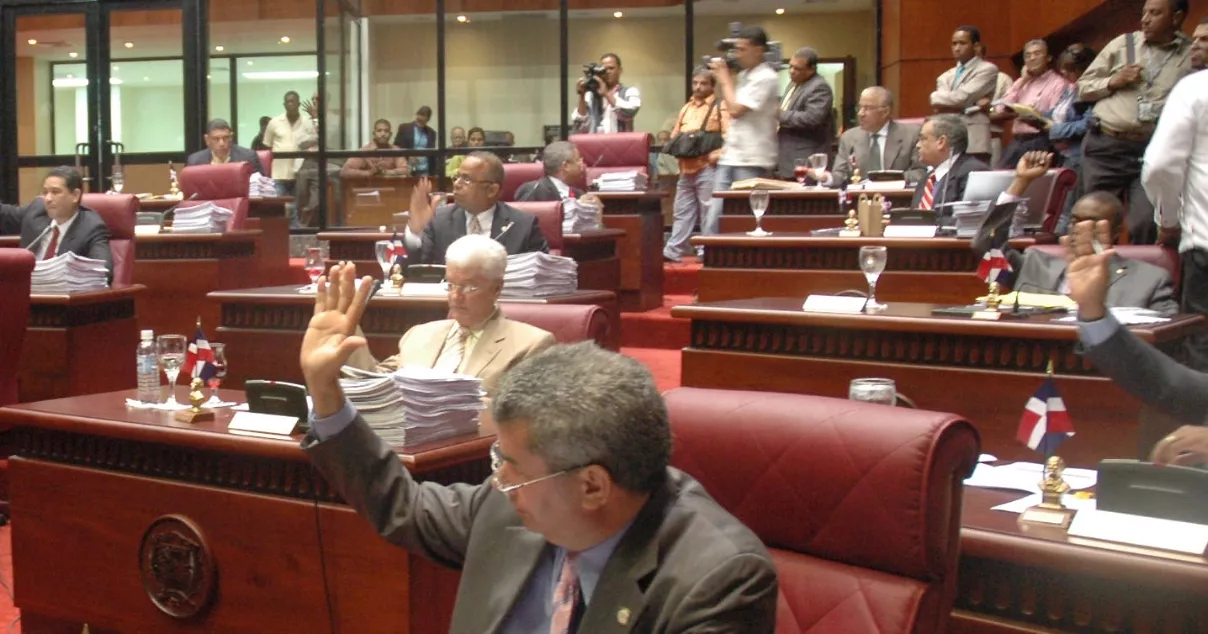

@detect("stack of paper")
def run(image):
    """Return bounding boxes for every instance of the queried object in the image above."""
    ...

[942,201,992,238]
[250,173,277,198]
[31,252,109,293]
[502,252,578,297]
[593,171,648,192]
[172,202,233,233]
[563,198,601,233]
[339,365,485,446]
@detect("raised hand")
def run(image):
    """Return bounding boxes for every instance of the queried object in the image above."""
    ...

[1061,219,1114,321]
[1015,151,1052,181]
[408,177,435,234]
[300,262,372,392]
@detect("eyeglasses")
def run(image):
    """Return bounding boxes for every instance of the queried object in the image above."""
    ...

[442,280,482,294]
[453,174,497,186]
[857,104,889,112]
[489,441,586,493]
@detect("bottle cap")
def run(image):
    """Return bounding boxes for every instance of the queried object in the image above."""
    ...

[140,329,154,339]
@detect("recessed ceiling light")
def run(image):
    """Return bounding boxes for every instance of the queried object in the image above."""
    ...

[613,11,623,17]
[247,60,254,66]
[143,76,150,81]
[124,41,134,48]
[27,39,37,45]
[68,52,78,58]
[214,45,224,52]
[279,36,291,44]
[456,14,467,22]
[113,65,120,71]
[206,74,211,79]
[66,73,74,79]
[775,7,785,14]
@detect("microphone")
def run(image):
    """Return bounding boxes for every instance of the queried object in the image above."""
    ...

[26,222,54,253]
[495,221,514,242]
[160,193,200,229]
[1010,281,1067,316]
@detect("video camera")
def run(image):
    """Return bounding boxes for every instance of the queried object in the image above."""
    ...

[704,22,784,70]
[582,62,607,93]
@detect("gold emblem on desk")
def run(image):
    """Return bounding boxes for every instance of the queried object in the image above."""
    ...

[1019,455,1078,529]
[850,166,863,187]
[166,161,183,200]
[973,282,1004,320]
[839,210,862,237]
[390,264,405,295]
[174,378,216,423]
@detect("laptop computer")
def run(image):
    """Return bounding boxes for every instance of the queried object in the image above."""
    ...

[962,171,1056,228]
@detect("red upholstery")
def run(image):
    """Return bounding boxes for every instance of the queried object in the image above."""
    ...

[257,150,273,177]
[178,162,254,230]
[501,163,546,202]
[1029,243,1182,295]
[666,388,979,634]
[1039,168,1077,233]
[0,249,35,407]
[498,303,611,350]
[80,193,137,286]
[509,201,563,254]
[570,132,651,189]
[896,117,926,126]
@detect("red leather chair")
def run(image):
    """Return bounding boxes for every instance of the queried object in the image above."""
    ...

[0,249,35,406]
[1029,243,1182,295]
[80,193,137,286]
[498,303,612,350]
[509,201,563,255]
[501,163,546,202]
[666,388,978,634]
[178,162,253,231]
[570,132,652,188]
[1039,168,1077,234]
[896,117,927,126]
[257,150,273,178]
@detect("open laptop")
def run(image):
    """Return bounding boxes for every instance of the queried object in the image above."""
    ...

[962,171,1056,229]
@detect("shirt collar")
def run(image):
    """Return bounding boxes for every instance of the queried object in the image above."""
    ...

[932,151,962,182]
[454,306,500,337]
[873,121,891,138]
[53,208,79,232]
[558,519,634,605]
[466,204,496,232]
[548,176,571,198]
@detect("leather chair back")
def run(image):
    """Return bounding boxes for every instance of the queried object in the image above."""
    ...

[896,117,926,126]
[0,249,35,406]
[570,132,651,188]
[80,193,137,286]
[498,303,611,349]
[1040,168,1077,233]
[178,162,254,230]
[666,388,979,634]
[501,163,546,202]
[257,150,273,178]
[509,201,563,254]
[1029,243,1182,296]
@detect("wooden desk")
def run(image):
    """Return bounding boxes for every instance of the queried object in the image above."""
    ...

[956,487,1208,633]
[338,176,416,228]
[0,389,487,633]
[318,228,625,295]
[20,285,144,403]
[133,231,261,338]
[0,237,16,248]
[210,286,621,385]
[670,298,1205,466]
[598,191,668,311]
[714,187,915,234]
[691,234,1034,303]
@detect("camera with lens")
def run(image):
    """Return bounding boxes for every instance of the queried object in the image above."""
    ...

[704,22,783,71]
[582,62,607,93]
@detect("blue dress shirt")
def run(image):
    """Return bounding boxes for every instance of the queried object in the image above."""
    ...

[1077,311,1121,348]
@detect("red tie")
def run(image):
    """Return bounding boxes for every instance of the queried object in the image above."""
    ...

[43,225,60,260]
[567,189,577,200]
[919,173,937,210]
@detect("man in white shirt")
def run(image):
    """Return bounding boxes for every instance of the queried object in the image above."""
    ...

[261,90,316,197]
[1143,67,1208,368]
[572,53,641,134]
[701,26,780,239]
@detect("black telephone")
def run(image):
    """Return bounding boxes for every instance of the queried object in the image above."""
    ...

[244,380,310,433]
[406,264,447,284]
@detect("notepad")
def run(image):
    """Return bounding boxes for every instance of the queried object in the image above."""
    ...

[977,291,1077,310]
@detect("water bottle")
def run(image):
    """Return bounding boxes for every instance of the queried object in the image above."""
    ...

[1011,200,1029,238]
[136,330,160,403]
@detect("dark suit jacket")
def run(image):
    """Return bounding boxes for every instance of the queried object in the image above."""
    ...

[302,415,779,633]
[1086,323,1208,425]
[185,145,265,175]
[0,200,113,280]
[831,120,925,186]
[393,121,436,150]
[417,202,549,264]
[1010,250,1178,315]
[776,73,835,176]
[515,176,584,202]
[910,154,991,208]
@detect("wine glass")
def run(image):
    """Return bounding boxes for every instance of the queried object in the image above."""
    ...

[849,378,897,406]
[111,168,124,194]
[859,245,888,311]
[157,334,187,407]
[808,153,828,188]
[304,247,324,286]
[207,343,228,403]
[374,239,394,281]
[793,158,808,188]
[747,189,771,236]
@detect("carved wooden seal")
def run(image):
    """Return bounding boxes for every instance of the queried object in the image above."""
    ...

[138,514,217,619]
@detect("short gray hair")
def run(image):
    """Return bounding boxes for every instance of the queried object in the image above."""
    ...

[793,47,819,68]
[926,113,969,154]
[862,86,893,108]
[493,342,671,493]
[444,234,507,281]
[542,141,578,177]
[1024,39,1049,53]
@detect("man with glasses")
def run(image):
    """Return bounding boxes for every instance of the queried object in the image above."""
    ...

[302,262,778,632]
[186,118,265,175]
[404,151,548,264]
[347,235,554,394]
[991,40,1069,169]
[814,86,924,187]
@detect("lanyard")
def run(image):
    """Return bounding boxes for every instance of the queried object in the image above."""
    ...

[1143,39,1179,90]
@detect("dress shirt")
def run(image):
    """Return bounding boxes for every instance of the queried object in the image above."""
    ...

[36,211,79,260]
[549,176,572,199]
[211,153,231,165]
[413,127,431,173]
[929,151,962,190]
[437,310,492,366]
[672,95,728,175]
[720,63,780,169]
[262,112,316,181]
[1143,69,1208,253]
[1078,31,1192,133]
[404,205,497,253]
[821,122,889,187]
[1002,70,1071,134]
[1078,312,1122,348]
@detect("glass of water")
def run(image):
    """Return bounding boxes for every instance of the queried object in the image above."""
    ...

[859,245,888,311]
[111,168,124,194]
[747,189,770,236]
[849,378,897,406]
[157,334,187,407]
[808,153,828,188]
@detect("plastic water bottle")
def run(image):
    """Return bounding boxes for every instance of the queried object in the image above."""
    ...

[136,330,160,403]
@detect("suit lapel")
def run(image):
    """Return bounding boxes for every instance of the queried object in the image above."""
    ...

[462,313,506,378]
[416,321,454,369]
[464,525,550,634]
[452,207,469,240]
[1106,254,1129,295]
[490,203,512,243]
[884,122,907,169]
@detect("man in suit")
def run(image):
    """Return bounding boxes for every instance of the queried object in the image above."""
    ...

[394,106,436,176]
[347,235,554,395]
[0,166,113,280]
[301,262,779,633]
[776,47,834,178]
[930,26,1000,164]
[912,114,990,209]
[815,86,925,187]
[515,141,586,202]
[185,119,265,175]
[404,151,548,264]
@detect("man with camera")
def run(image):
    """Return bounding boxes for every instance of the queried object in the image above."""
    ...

[572,53,641,134]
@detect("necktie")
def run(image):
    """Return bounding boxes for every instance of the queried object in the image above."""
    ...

[468,214,483,235]
[549,553,580,634]
[566,189,576,200]
[434,326,470,373]
[43,225,60,261]
[780,84,799,110]
[919,173,937,210]
[869,133,883,171]
[953,63,966,87]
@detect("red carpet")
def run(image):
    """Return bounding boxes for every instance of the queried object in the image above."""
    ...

[622,347,682,393]
[663,256,701,296]
[619,294,693,350]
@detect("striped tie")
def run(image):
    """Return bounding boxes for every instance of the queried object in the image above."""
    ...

[549,553,580,634]
[919,173,937,210]
[434,326,470,373]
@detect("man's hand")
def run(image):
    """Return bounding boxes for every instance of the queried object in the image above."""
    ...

[300,263,372,414]
[408,177,435,233]
[302,99,320,119]
[1108,64,1143,90]
[1015,151,1052,180]
[578,192,602,209]
[976,96,992,112]
[1061,219,1115,321]
[1150,425,1208,466]
[708,58,730,81]
[576,78,589,95]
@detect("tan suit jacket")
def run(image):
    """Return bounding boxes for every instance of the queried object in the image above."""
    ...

[830,120,925,186]
[346,315,556,395]
[931,57,1000,155]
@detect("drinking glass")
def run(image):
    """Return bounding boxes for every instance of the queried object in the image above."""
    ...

[747,189,771,236]
[303,247,324,285]
[207,343,228,402]
[111,168,124,194]
[157,334,187,407]
[808,153,828,188]
[849,378,897,406]
[793,158,808,188]
[374,240,394,280]
[859,245,888,311]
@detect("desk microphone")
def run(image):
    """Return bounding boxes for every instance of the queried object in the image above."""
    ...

[1010,281,1066,316]
[26,222,54,253]
[494,221,514,242]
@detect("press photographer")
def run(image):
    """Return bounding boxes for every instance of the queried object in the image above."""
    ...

[572,53,641,134]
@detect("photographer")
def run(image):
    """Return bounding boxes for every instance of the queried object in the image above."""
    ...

[572,53,641,134]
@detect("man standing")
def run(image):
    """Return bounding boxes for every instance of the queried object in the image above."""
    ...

[573,53,641,134]
[1077,0,1191,245]
[394,106,436,176]
[816,86,924,187]
[0,166,113,280]
[664,67,727,262]
[340,119,409,178]
[261,90,316,197]
[912,114,990,209]
[994,40,1070,168]
[187,119,265,174]
[776,47,834,179]
[1189,17,1208,71]
[931,26,1000,164]
[701,26,780,238]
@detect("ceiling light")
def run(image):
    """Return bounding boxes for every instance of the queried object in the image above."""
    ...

[66,73,74,79]
[247,60,254,66]
[613,11,623,17]
[279,36,291,44]
[143,76,149,81]
[456,14,467,22]
[27,39,37,45]
[242,70,319,80]
[214,45,224,52]
[54,78,86,88]
[68,52,78,58]
[124,41,134,48]
[775,7,785,14]
[113,65,120,71]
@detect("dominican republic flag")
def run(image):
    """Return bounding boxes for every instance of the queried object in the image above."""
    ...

[1017,378,1075,456]
[185,324,217,381]
[387,230,407,268]
[977,247,1012,285]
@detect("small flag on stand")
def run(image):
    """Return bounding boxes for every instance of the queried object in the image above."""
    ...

[387,230,407,268]
[977,247,1012,286]
[1017,375,1075,456]
[185,318,217,381]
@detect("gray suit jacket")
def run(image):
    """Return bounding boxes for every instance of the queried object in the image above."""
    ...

[776,73,835,176]
[1086,324,1208,425]
[830,120,925,186]
[303,416,778,633]
[910,154,990,208]
[930,57,1000,155]
[0,199,113,280]
[1013,250,1178,315]
[185,145,265,175]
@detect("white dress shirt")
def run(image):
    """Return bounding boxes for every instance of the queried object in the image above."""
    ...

[404,205,497,253]
[36,210,79,260]
[1143,70,1208,253]
[720,63,780,169]
[822,122,890,187]
[548,176,572,199]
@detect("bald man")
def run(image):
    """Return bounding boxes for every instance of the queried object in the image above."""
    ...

[818,86,925,187]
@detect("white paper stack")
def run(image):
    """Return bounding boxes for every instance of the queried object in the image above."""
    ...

[942,201,992,238]
[502,252,578,297]
[172,201,233,233]
[250,173,277,198]
[563,198,601,233]
[31,252,109,293]
[339,365,485,447]
[593,170,648,192]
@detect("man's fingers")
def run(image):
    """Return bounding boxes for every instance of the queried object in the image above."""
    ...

[1168,450,1208,467]
[314,274,329,315]
[346,275,374,329]
[1095,219,1113,248]
[335,263,356,314]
